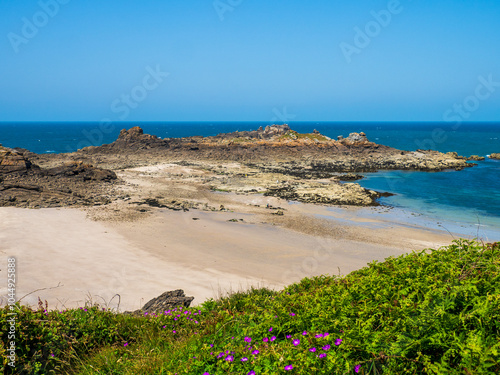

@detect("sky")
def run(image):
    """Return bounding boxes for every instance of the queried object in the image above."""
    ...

[0,0,499,122]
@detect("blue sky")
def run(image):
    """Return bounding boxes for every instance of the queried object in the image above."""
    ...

[1,0,499,122]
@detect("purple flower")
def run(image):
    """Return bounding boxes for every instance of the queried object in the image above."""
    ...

[309,347,317,352]
[318,353,327,359]
[217,352,225,359]
[302,331,308,336]
[285,365,293,371]
[354,364,361,373]
[50,353,55,357]
[263,337,269,342]
[335,339,342,346]
[241,357,248,362]
[244,336,252,343]
[315,333,323,338]
[247,371,256,375]
[323,332,330,337]
[293,339,300,346]
[203,373,210,375]
[172,330,176,333]
[210,344,214,347]
[269,327,273,332]
[225,355,234,362]
[322,345,331,351]
[289,312,296,316]
[286,335,292,339]
[271,336,276,341]
[124,343,128,347]
[252,349,260,355]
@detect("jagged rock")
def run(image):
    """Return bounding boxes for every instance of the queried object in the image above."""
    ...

[0,147,37,174]
[126,290,194,315]
[42,161,117,182]
[467,155,485,161]
[489,153,500,160]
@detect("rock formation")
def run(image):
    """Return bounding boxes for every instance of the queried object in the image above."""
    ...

[125,290,194,315]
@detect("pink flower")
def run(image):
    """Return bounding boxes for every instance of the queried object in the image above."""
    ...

[335,339,342,346]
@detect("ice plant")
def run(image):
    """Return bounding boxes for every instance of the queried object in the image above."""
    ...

[293,339,300,346]
[309,347,317,352]
[241,357,248,362]
[318,353,327,359]
[322,345,331,351]
[252,349,260,355]
[354,365,361,373]
[335,339,342,346]
[244,336,252,343]
[263,337,269,342]
[285,365,293,371]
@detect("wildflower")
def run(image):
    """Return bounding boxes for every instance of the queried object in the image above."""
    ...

[293,339,300,346]
[244,336,252,343]
[322,344,331,351]
[248,371,256,375]
[318,353,327,359]
[289,312,296,316]
[210,344,214,347]
[323,332,330,337]
[315,333,323,338]
[263,337,269,342]
[269,327,273,332]
[203,373,210,375]
[309,347,317,352]
[225,355,234,362]
[354,365,361,373]
[335,339,342,346]
[252,349,260,355]
[50,353,55,357]
[302,331,308,336]
[241,357,248,362]
[285,365,293,371]
[271,336,276,341]
[286,335,292,339]
[124,343,128,347]
[217,352,225,359]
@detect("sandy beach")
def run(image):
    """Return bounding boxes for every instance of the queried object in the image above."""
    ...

[0,190,456,312]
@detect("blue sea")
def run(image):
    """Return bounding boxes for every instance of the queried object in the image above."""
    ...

[1,121,499,239]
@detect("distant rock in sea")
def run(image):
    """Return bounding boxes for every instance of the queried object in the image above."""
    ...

[489,153,500,160]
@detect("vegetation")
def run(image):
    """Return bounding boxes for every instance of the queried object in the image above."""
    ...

[279,131,330,142]
[1,240,499,374]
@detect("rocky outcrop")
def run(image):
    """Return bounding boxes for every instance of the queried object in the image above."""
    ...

[467,155,485,161]
[264,181,391,206]
[126,290,194,315]
[79,126,472,173]
[489,153,500,160]
[0,146,38,175]
[0,152,118,208]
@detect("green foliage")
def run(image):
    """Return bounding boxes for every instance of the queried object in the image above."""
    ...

[1,240,499,374]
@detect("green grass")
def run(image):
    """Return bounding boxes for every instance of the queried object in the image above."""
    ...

[2,239,499,374]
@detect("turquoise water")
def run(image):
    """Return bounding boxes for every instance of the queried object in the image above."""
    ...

[1,121,499,234]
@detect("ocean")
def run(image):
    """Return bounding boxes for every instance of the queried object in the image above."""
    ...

[1,121,499,238]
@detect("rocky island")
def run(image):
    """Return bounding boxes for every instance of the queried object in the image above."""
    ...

[1,125,475,210]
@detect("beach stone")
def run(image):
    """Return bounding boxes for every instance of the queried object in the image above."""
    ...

[127,290,194,315]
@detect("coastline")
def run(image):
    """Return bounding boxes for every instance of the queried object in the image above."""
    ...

[0,194,459,312]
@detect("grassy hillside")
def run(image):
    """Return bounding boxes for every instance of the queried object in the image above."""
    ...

[1,239,499,374]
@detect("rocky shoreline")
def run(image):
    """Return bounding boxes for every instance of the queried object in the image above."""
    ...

[0,125,478,210]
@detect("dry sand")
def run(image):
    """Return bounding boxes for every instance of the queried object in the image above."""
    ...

[0,195,455,312]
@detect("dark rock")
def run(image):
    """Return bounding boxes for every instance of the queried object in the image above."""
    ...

[126,290,194,315]
[467,155,485,161]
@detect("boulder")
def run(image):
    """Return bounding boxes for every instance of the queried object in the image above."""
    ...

[489,153,500,160]
[127,290,194,315]
[0,147,36,174]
